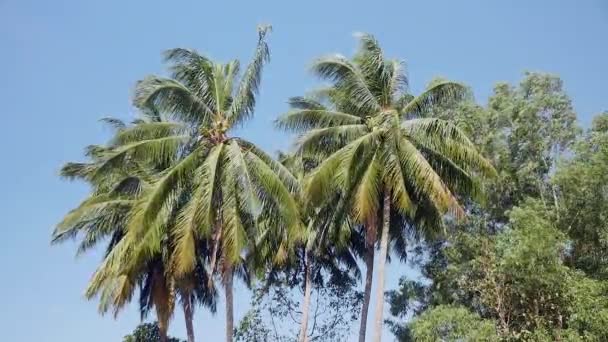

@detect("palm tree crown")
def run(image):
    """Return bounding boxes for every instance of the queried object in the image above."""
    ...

[120,25,298,342]
[89,25,299,279]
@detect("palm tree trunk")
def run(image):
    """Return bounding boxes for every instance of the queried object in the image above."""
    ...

[298,249,313,342]
[358,242,375,342]
[158,318,169,342]
[183,295,195,342]
[152,266,172,342]
[372,190,391,342]
[225,269,234,342]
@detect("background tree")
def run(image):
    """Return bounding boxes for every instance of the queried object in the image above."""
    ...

[267,152,362,342]
[235,267,362,342]
[407,305,497,341]
[553,112,608,278]
[123,322,185,342]
[386,74,608,341]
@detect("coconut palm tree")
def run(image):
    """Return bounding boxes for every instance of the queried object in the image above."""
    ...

[277,33,494,342]
[271,153,360,342]
[54,115,217,342]
[90,25,299,342]
[53,142,180,341]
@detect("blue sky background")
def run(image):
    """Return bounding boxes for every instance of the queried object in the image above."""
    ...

[1,0,607,341]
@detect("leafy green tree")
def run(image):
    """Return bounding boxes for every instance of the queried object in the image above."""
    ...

[123,322,185,342]
[408,305,497,341]
[553,112,608,278]
[487,72,579,215]
[390,201,608,341]
[386,74,606,341]
[235,268,362,342]
[428,72,579,222]
[277,33,493,342]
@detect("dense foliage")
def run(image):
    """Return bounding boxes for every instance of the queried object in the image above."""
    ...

[386,74,608,341]
[123,323,185,342]
[53,28,607,342]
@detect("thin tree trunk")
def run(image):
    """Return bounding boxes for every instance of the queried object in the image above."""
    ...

[183,294,195,342]
[152,266,172,342]
[298,249,313,342]
[158,318,169,342]
[225,269,234,342]
[552,184,561,220]
[372,190,391,342]
[358,242,375,342]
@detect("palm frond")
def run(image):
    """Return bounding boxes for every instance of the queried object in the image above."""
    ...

[387,60,408,100]
[411,135,496,178]
[52,195,132,245]
[400,81,470,118]
[220,184,249,264]
[276,109,362,132]
[163,48,217,113]
[403,119,496,177]
[100,117,127,132]
[85,236,132,301]
[92,135,190,181]
[236,138,300,194]
[244,149,301,236]
[305,130,380,206]
[421,146,484,202]
[311,54,381,114]
[353,32,395,106]
[171,144,225,275]
[227,25,272,127]
[59,162,96,181]
[396,137,462,218]
[134,76,213,125]
[226,140,259,217]
[110,122,187,147]
[286,96,326,110]
[402,118,476,147]
[128,145,205,241]
[384,151,415,216]
[296,124,368,158]
[352,152,382,222]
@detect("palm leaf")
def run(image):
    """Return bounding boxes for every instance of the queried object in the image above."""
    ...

[311,54,381,114]
[128,145,205,240]
[396,137,462,217]
[227,24,272,127]
[400,81,470,118]
[276,109,362,132]
[134,76,213,125]
[92,135,190,180]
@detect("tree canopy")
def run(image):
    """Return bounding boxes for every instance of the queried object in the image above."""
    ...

[53,30,608,342]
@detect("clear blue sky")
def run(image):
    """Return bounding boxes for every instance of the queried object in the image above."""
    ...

[1,0,606,341]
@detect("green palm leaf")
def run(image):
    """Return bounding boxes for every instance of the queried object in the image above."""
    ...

[228,25,272,127]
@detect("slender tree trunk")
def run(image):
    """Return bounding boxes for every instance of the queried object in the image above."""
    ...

[372,190,391,342]
[551,184,561,220]
[183,294,195,342]
[298,249,313,342]
[225,269,234,342]
[152,266,172,342]
[358,242,375,342]
[158,317,169,342]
